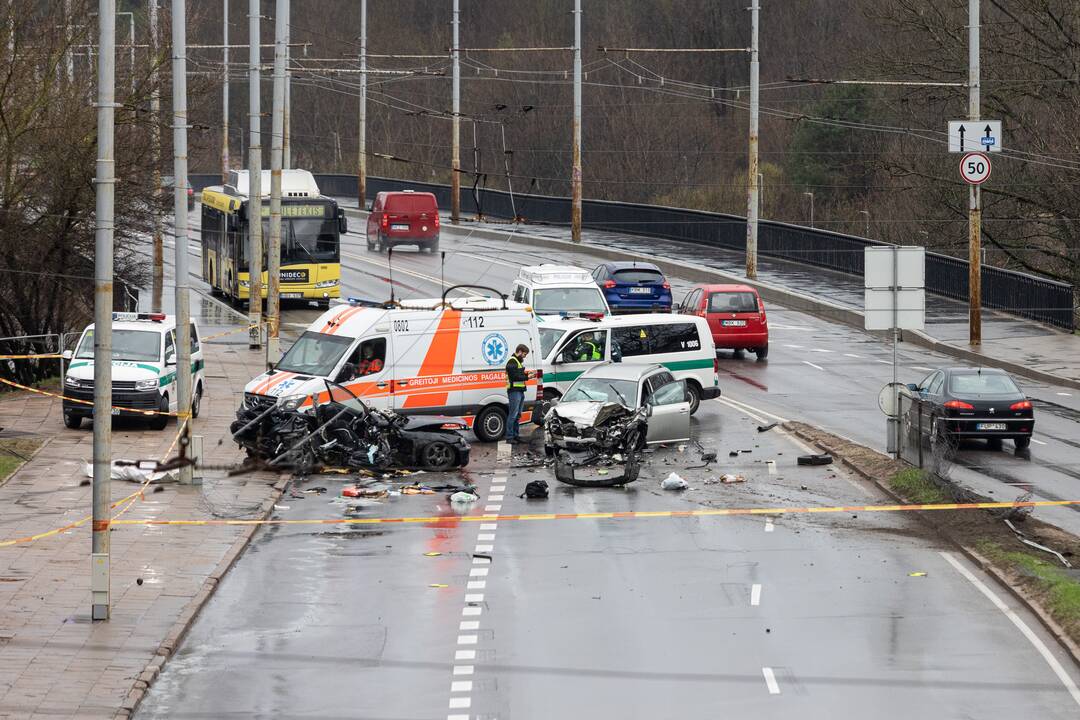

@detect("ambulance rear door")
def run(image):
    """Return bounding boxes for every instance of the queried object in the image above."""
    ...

[456,310,537,419]
[392,308,463,417]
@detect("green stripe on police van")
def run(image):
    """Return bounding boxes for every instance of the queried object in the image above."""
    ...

[549,357,713,384]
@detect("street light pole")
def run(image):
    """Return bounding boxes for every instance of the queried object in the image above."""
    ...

[221,0,229,181]
[357,0,366,207]
[570,0,582,242]
[149,0,163,313]
[172,0,193,485]
[858,209,870,236]
[267,0,286,365]
[247,0,263,349]
[91,0,115,622]
[283,5,290,170]
[450,0,461,224]
[745,0,759,278]
[803,191,814,228]
[968,0,982,346]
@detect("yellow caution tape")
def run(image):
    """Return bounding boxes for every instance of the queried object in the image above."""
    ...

[0,376,181,416]
[0,353,62,360]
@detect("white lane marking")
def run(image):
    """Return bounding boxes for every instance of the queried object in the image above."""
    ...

[457,635,478,645]
[448,697,471,709]
[462,606,483,616]
[455,649,476,660]
[467,580,486,590]
[809,348,832,353]
[875,359,892,365]
[470,567,489,577]
[480,523,498,530]
[473,557,491,565]
[459,621,480,631]
[459,251,521,269]
[764,518,775,533]
[490,486,506,493]
[478,533,496,541]
[451,680,473,693]
[484,504,502,512]
[1031,438,1048,446]
[751,584,762,606]
[448,715,470,720]
[911,366,934,372]
[475,545,494,553]
[465,593,484,603]
[783,344,803,349]
[940,551,1080,708]
[843,353,862,358]
[719,395,789,424]
[342,250,486,296]
[1057,392,1072,397]
[488,494,505,502]
[762,667,780,695]
[453,665,475,676]
[766,460,777,475]
[802,360,824,371]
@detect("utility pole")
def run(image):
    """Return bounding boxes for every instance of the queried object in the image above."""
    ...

[283,8,290,170]
[804,191,814,228]
[571,0,582,242]
[357,0,366,207]
[450,0,460,223]
[267,0,286,364]
[967,0,981,346]
[172,0,193,484]
[150,0,163,313]
[248,0,263,349]
[91,0,115,622]
[221,0,229,181]
[745,0,759,279]
[117,11,134,92]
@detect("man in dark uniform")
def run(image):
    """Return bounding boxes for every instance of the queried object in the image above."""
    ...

[504,344,532,444]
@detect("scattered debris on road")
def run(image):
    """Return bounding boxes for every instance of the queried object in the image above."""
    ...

[757,422,778,433]
[520,479,549,499]
[797,453,833,466]
[661,472,688,491]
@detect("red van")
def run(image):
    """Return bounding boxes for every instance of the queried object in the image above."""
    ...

[366,190,440,253]
[678,284,769,359]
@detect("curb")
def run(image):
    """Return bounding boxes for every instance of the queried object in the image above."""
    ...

[0,434,53,489]
[428,220,1079,392]
[114,474,289,719]
[782,422,1080,671]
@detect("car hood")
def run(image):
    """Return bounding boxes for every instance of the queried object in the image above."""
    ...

[65,360,160,382]
[550,400,631,428]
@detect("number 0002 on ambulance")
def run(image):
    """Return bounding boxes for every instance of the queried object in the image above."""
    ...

[241,296,541,442]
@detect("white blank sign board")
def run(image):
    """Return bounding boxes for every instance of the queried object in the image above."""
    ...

[864,246,925,289]
[864,246,926,331]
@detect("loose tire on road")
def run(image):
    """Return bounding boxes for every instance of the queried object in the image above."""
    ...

[474,405,507,443]
[421,440,457,471]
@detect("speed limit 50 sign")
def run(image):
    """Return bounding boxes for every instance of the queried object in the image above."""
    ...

[960,152,992,185]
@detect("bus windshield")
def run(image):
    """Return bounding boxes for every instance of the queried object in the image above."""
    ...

[75,329,161,362]
[260,216,340,264]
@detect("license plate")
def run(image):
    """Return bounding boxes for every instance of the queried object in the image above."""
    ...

[111,408,121,416]
[977,422,1007,430]
[280,292,303,299]
[391,223,409,231]
[628,287,652,295]
[722,320,747,327]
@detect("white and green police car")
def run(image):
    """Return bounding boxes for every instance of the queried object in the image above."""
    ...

[62,313,205,430]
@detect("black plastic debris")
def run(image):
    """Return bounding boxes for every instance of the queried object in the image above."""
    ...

[520,479,549,499]
[757,422,778,433]
[797,453,833,466]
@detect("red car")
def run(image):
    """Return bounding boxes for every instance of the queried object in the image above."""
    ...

[678,284,769,360]
[366,190,440,253]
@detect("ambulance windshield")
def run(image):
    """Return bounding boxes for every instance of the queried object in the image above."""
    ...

[276,331,353,376]
[533,287,607,315]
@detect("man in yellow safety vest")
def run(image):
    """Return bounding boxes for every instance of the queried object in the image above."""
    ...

[504,344,533,444]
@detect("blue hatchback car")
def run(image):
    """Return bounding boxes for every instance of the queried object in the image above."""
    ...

[591,261,673,313]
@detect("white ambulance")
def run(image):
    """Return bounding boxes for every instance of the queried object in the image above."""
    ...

[510,265,611,316]
[241,293,542,442]
[62,313,206,430]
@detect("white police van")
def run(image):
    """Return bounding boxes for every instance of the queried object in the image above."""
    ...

[62,313,205,430]
[511,265,611,316]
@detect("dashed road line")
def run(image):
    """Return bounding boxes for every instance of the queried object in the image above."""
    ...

[762,667,781,695]
[809,348,832,353]
[875,359,892,365]
[764,517,775,533]
[1057,392,1072,397]
[911,366,934,372]
[751,583,762,606]
[843,353,862,359]
[783,344,803,349]
[1031,438,1048,446]
[802,360,824,371]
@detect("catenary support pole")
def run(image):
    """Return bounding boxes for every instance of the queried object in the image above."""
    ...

[221,0,229,180]
[570,0,582,242]
[267,0,286,364]
[91,0,115,621]
[282,3,290,169]
[172,0,193,485]
[450,0,460,223]
[968,0,981,346]
[745,0,759,279]
[357,0,366,206]
[248,0,263,349]
[150,0,163,312]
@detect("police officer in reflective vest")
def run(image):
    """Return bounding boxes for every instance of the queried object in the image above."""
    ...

[574,332,603,362]
[504,344,533,444]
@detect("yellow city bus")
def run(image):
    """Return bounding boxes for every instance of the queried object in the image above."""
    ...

[200,169,346,307]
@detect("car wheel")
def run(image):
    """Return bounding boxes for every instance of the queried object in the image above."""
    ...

[474,405,507,443]
[687,382,702,415]
[378,235,390,253]
[151,394,169,431]
[426,240,440,254]
[755,343,769,360]
[191,383,202,419]
[1014,436,1031,450]
[63,411,81,429]
[421,440,457,471]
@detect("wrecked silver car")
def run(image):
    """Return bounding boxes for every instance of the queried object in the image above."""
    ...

[544,364,692,485]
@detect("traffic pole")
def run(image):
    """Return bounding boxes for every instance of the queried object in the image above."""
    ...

[967,0,981,345]
[221,0,229,181]
[357,0,366,207]
[267,0,286,365]
[745,0,759,279]
[570,0,582,242]
[172,0,193,485]
[150,0,163,313]
[91,0,115,622]
[248,0,263,349]
[450,0,461,224]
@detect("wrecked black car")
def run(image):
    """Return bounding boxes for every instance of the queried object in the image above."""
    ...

[230,382,470,473]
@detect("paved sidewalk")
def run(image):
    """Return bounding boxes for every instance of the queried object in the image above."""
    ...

[0,334,282,719]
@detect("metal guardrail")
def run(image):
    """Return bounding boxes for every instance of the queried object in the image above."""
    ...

[190,173,1075,330]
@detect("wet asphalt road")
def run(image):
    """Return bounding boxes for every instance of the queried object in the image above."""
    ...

[137,217,1080,717]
